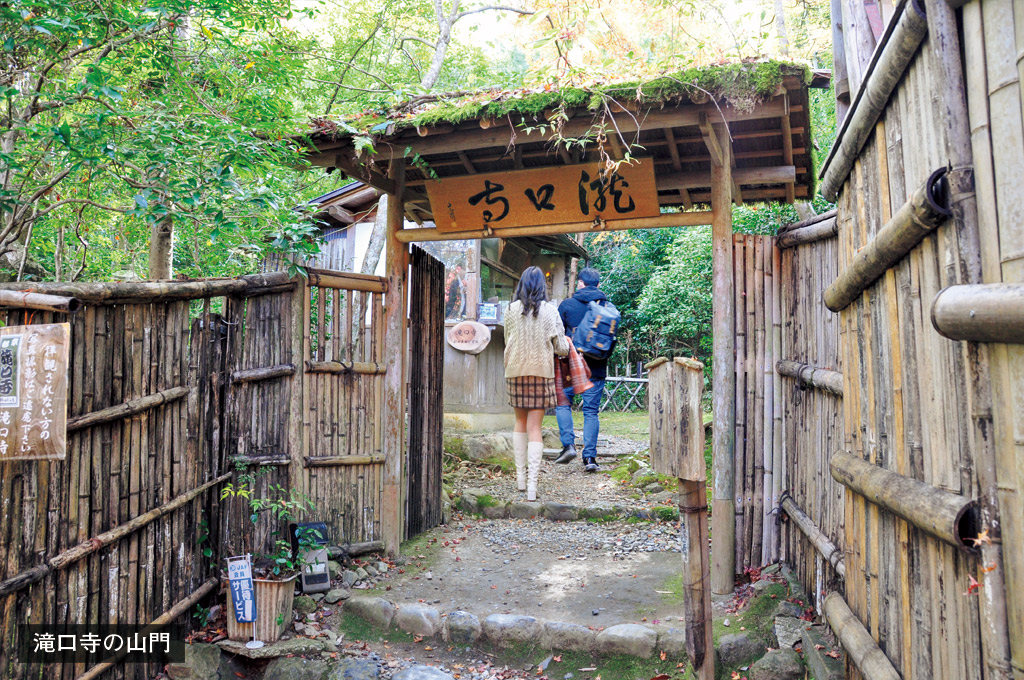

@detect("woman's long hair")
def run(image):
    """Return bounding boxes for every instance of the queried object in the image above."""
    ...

[513,266,548,318]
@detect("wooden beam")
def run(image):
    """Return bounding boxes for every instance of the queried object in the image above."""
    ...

[307,268,388,293]
[659,166,796,191]
[230,363,296,385]
[661,186,809,205]
[334,153,396,194]
[781,97,796,204]
[457,151,477,174]
[710,121,736,595]
[394,210,713,243]
[382,159,407,556]
[698,112,724,167]
[663,128,692,209]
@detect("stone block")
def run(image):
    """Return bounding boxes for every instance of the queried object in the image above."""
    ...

[395,604,441,637]
[481,614,543,647]
[594,624,657,658]
[444,610,481,645]
[345,596,396,629]
[539,620,596,652]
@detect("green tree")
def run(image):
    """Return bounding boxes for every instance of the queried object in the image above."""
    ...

[2,0,324,281]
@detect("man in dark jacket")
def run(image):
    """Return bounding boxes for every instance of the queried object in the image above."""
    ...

[554,267,614,472]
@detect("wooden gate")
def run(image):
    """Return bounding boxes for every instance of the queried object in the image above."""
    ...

[406,247,445,539]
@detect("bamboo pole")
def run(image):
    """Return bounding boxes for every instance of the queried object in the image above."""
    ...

[824,168,951,312]
[229,363,296,385]
[929,1,1014,676]
[0,290,82,313]
[930,284,1024,344]
[777,208,838,233]
[0,272,292,305]
[710,123,736,594]
[393,211,714,244]
[776,360,844,396]
[66,385,190,433]
[781,493,846,577]
[829,450,978,550]
[75,577,219,680]
[776,216,839,249]
[305,360,386,375]
[307,268,387,293]
[0,473,231,597]
[823,592,902,680]
[381,158,407,555]
[820,0,928,201]
[304,455,385,467]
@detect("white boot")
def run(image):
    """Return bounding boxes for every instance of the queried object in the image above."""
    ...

[527,441,543,501]
[512,432,528,491]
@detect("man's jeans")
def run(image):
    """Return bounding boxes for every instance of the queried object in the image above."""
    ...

[555,379,605,460]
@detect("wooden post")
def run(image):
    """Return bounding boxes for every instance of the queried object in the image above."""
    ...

[466,239,480,320]
[647,357,713,680]
[823,592,902,680]
[710,123,736,595]
[382,158,408,555]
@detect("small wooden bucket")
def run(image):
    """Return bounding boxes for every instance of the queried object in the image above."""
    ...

[225,573,298,643]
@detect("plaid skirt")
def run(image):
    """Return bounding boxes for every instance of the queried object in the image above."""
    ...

[507,376,557,410]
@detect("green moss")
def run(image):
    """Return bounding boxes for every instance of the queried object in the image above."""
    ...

[443,434,466,459]
[335,611,415,644]
[481,456,514,474]
[653,505,679,522]
[475,494,499,508]
[487,640,690,678]
[327,60,810,136]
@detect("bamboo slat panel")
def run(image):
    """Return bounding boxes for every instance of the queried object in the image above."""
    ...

[0,299,225,680]
[776,223,844,614]
[731,234,779,571]
[813,7,1008,675]
[961,1,1024,675]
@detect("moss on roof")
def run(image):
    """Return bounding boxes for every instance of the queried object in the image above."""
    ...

[315,60,812,138]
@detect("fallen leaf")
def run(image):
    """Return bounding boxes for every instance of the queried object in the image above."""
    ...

[413,636,424,643]
[660,650,667,661]
[649,675,670,680]
[826,650,841,659]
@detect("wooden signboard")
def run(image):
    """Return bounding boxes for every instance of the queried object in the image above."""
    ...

[647,356,706,481]
[0,323,69,461]
[426,160,660,232]
[447,320,492,355]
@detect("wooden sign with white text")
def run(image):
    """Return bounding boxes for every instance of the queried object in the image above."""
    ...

[0,323,69,461]
[426,161,660,232]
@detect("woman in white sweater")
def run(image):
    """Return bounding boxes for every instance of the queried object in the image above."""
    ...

[503,266,570,500]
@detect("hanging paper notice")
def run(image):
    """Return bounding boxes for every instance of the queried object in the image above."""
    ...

[0,323,69,461]
[227,556,257,623]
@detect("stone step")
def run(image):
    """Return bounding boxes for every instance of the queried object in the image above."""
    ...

[801,624,845,680]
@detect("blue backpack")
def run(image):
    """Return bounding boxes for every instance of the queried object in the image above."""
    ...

[572,300,620,360]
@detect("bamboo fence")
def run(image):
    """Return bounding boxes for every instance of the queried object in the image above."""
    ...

[0,259,446,680]
[775,220,845,612]
[729,234,781,571]
[786,0,1023,676]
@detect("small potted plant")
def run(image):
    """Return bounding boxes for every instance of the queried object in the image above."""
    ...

[220,469,320,644]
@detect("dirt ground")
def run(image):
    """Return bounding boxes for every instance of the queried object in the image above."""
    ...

[372,515,686,626]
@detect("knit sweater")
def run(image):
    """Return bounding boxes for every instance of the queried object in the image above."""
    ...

[503,300,569,379]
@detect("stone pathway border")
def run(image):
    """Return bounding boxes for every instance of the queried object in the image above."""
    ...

[342,596,687,661]
[458,488,678,522]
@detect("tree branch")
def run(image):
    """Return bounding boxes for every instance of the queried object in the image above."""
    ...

[32,198,132,221]
[454,5,534,20]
